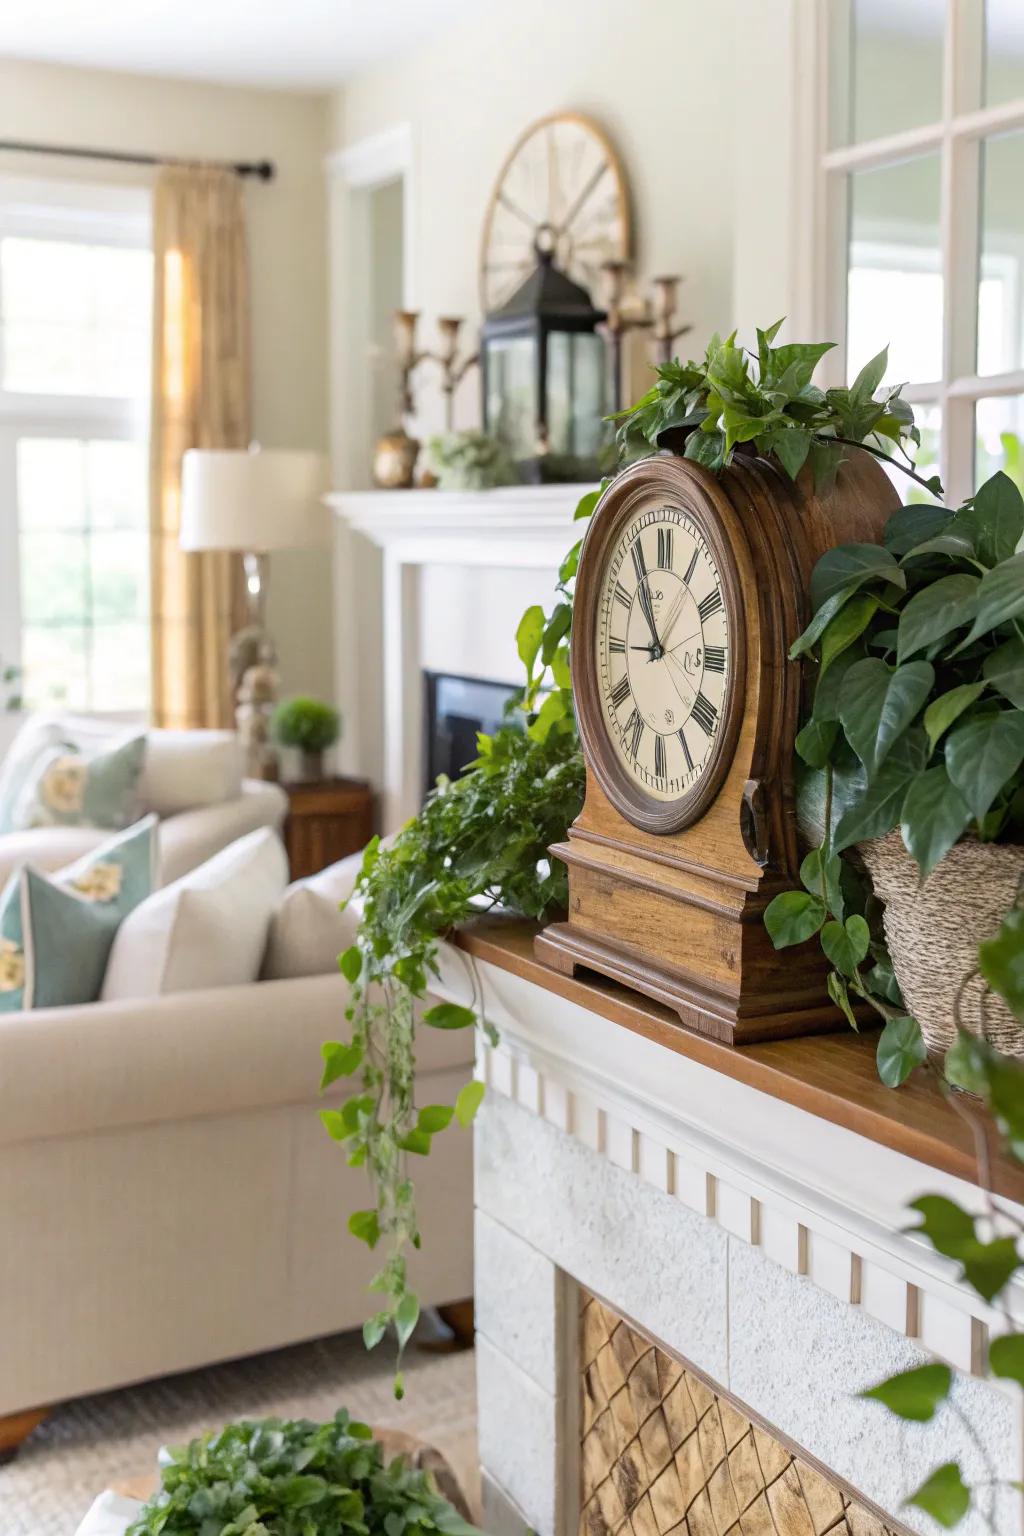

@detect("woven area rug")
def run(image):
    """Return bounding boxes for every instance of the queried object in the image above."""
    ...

[0,1330,478,1536]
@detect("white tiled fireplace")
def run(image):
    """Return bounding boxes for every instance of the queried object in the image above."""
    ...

[429,938,1024,1536]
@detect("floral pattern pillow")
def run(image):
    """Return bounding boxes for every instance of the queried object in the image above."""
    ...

[0,815,157,1012]
[12,734,147,831]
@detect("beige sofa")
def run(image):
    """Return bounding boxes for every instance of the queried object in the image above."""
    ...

[0,717,288,887]
[0,844,475,1449]
[0,974,474,1434]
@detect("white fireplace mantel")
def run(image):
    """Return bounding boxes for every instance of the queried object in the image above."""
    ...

[422,933,1024,1536]
[328,484,589,827]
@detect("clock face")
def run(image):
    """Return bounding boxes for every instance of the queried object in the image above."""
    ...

[595,504,732,807]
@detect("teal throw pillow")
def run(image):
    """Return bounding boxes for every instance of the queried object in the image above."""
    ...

[11,734,146,831]
[0,815,158,1012]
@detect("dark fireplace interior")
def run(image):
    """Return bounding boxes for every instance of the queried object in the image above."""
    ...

[423,671,519,793]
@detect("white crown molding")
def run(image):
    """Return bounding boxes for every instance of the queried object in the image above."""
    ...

[326,483,588,564]
[323,122,414,188]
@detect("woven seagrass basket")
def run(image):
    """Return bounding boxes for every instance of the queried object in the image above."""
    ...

[859,831,1024,1060]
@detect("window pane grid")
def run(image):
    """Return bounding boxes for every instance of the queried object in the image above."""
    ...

[825,0,1024,504]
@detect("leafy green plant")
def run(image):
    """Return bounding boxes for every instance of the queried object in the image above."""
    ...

[611,322,931,495]
[125,1409,480,1536]
[764,469,1024,1076]
[1,659,21,714]
[272,696,341,755]
[320,488,591,1388]
[423,430,518,490]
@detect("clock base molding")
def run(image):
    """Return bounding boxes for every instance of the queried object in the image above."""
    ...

[534,921,844,1047]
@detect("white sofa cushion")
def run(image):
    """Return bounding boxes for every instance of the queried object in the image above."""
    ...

[0,715,63,833]
[157,779,288,886]
[102,827,289,1000]
[138,729,243,816]
[262,849,364,980]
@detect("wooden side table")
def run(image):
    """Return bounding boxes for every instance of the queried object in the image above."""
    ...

[283,776,375,879]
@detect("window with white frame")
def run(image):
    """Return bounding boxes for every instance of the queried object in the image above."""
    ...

[819,0,1024,507]
[0,179,152,715]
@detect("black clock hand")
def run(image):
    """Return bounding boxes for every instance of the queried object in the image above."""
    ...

[636,577,661,650]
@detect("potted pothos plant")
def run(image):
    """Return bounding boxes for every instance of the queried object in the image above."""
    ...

[764,470,1024,1081]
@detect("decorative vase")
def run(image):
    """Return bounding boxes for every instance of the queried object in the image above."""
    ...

[300,749,325,782]
[373,427,419,489]
[859,831,1024,1060]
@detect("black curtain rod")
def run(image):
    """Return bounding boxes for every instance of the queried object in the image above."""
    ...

[0,139,275,181]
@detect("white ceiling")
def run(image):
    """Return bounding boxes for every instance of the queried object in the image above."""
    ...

[0,0,479,91]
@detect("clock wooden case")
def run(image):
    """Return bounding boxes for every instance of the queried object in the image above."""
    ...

[535,449,899,1045]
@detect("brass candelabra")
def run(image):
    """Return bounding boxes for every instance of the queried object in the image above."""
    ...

[601,262,692,413]
[393,310,479,431]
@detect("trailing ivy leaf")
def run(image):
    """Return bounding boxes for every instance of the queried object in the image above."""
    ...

[821,915,870,976]
[348,1209,381,1248]
[983,637,1024,709]
[417,1104,454,1133]
[979,907,1024,1022]
[321,1039,364,1089]
[529,688,572,743]
[397,1128,432,1155]
[884,504,950,557]
[320,1108,348,1141]
[516,605,545,677]
[827,970,859,1029]
[945,711,1024,824]
[953,552,1024,650]
[900,766,972,879]
[363,1312,388,1349]
[924,683,987,752]
[764,890,827,948]
[394,1291,420,1350]
[810,543,905,613]
[876,1015,926,1085]
[989,1332,1024,1386]
[901,532,977,563]
[800,847,843,916]
[339,945,362,983]
[422,1002,477,1029]
[908,1194,976,1253]
[759,425,811,480]
[896,573,980,663]
[957,470,1024,567]
[957,1237,1020,1303]
[866,954,902,1005]
[573,485,603,520]
[838,657,934,777]
[455,1079,485,1127]
[905,1463,970,1529]
[795,718,838,768]
[820,595,881,675]
[860,1362,951,1421]
[559,540,581,585]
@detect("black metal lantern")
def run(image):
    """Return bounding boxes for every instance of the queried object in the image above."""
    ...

[481,235,607,484]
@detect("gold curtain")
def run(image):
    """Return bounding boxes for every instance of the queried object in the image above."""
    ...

[149,165,251,728]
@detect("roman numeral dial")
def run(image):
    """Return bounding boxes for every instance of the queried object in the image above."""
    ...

[596,503,733,813]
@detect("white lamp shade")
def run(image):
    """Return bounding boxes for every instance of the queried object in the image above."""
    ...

[180,446,329,553]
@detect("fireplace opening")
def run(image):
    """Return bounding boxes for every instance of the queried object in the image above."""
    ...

[423,670,520,794]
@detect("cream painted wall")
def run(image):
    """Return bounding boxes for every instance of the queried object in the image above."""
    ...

[0,57,332,705]
[327,0,744,447]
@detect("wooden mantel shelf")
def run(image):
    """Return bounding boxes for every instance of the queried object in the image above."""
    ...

[456,915,1024,1205]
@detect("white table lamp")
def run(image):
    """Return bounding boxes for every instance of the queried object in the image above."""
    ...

[180,444,329,775]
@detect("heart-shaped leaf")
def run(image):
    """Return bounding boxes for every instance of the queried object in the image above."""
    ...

[876,1015,925,1086]
[984,637,1024,709]
[884,504,951,556]
[764,890,826,948]
[321,1039,364,1089]
[455,1079,485,1127]
[394,1290,420,1350]
[905,1463,970,1529]
[923,682,987,751]
[861,1361,951,1421]
[834,729,928,850]
[820,595,880,674]
[953,552,1024,650]
[979,907,1024,1022]
[957,470,1024,567]
[820,915,870,976]
[945,711,1024,824]
[348,1209,381,1248]
[989,1332,1024,1386]
[900,766,971,878]
[896,574,979,662]
[810,543,905,613]
[839,657,933,777]
[795,718,838,768]
[417,1104,454,1134]
[422,1002,477,1029]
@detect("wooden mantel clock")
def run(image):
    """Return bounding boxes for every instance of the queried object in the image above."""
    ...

[535,449,899,1045]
